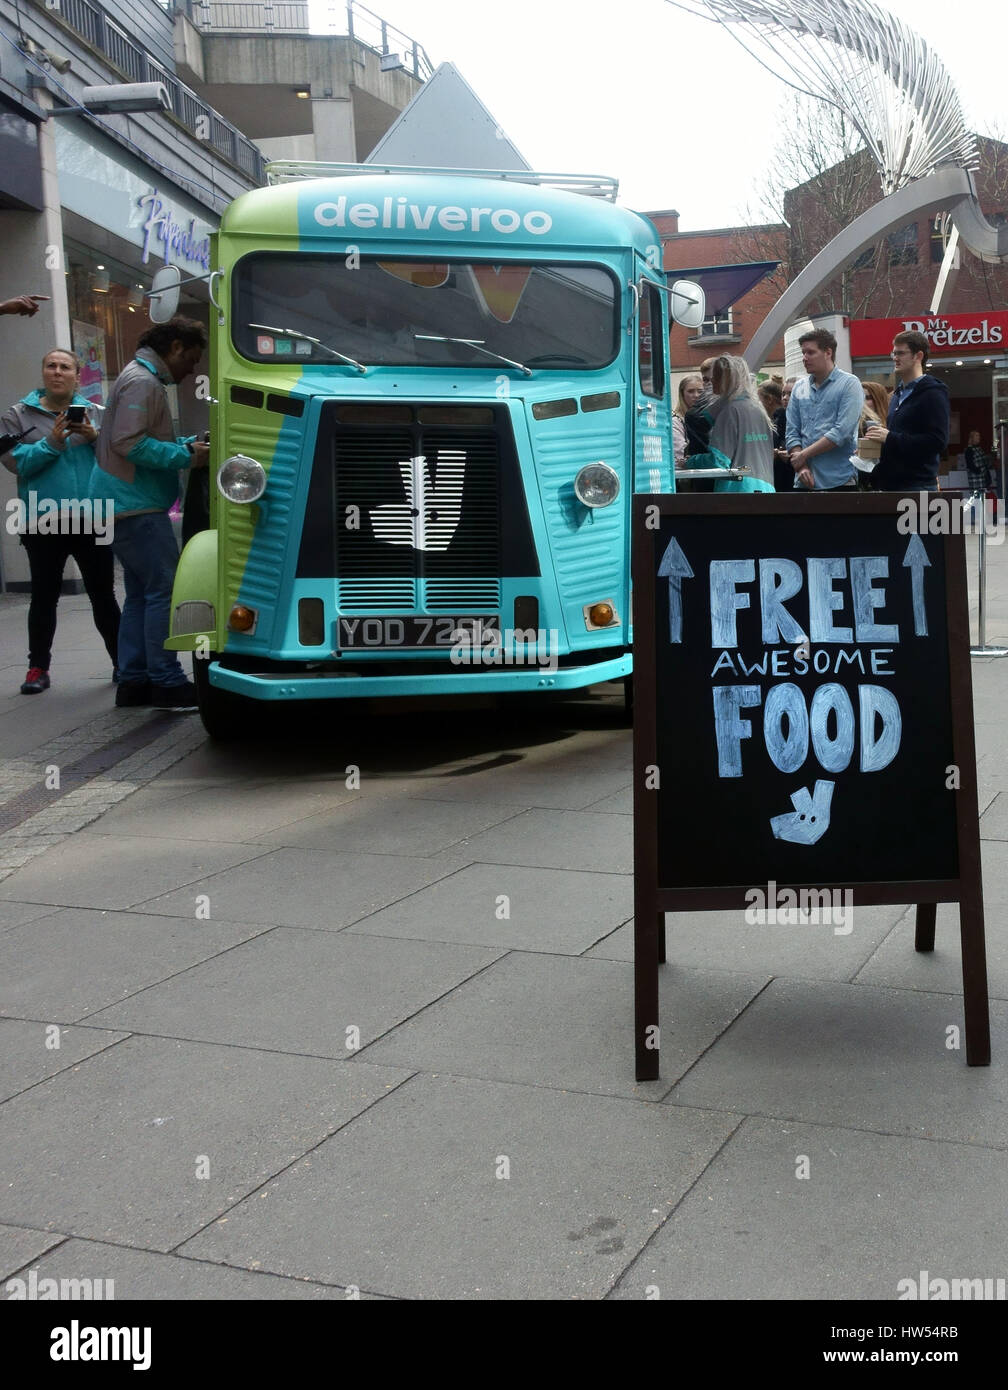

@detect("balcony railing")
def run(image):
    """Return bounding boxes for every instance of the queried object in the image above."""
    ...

[50,0,268,183]
[177,0,434,80]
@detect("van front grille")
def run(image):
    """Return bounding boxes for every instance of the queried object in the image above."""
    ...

[297,402,538,611]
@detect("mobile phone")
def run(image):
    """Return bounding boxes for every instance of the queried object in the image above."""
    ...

[65,406,87,424]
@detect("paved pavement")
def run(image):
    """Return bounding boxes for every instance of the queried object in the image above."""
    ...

[0,531,1007,1304]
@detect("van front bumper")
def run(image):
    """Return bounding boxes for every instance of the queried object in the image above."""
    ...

[207,654,632,700]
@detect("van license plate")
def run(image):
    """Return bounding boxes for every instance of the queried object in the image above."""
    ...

[336,616,501,649]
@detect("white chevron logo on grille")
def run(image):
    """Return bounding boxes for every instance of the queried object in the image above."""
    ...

[369,453,465,552]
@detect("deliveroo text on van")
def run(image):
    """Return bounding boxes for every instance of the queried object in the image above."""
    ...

[313,197,553,236]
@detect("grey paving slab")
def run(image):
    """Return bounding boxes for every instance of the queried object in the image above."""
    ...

[178,1072,739,1300]
[580,786,633,815]
[0,902,58,937]
[980,790,1008,839]
[431,807,633,874]
[348,863,632,953]
[404,765,633,810]
[0,1224,67,1282]
[975,839,1008,902]
[12,1239,381,1299]
[247,796,525,856]
[90,780,360,843]
[585,903,908,981]
[0,1019,129,1104]
[89,930,503,1056]
[855,901,1008,999]
[609,1117,1008,1301]
[147,742,255,788]
[0,910,267,1022]
[668,979,1008,1146]
[132,847,465,930]
[359,952,770,1098]
[0,1037,412,1250]
[0,833,271,909]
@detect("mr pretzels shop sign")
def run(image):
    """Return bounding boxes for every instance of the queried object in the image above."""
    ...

[630,493,989,1081]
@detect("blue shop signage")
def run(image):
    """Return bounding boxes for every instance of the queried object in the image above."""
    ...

[138,189,212,272]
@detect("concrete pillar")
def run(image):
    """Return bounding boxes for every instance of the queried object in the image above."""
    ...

[1,91,75,593]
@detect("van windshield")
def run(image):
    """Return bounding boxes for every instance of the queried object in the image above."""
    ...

[233,254,619,369]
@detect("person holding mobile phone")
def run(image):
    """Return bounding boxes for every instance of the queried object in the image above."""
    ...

[1,348,120,694]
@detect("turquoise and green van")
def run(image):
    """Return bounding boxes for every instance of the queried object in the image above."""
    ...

[166,164,675,736]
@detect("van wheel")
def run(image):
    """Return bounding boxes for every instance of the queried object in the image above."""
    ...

[193,654,248,741]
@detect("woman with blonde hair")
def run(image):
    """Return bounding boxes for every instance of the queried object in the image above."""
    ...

[855,380,891,488]
[707,355,775,493]
[862,380,890,424]
[672,373,704,467]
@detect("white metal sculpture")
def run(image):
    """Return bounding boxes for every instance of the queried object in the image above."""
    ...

[664,0,1008,366]
[665,0,976,195]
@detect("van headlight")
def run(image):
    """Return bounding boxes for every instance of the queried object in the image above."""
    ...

[574,462,620,508]
[217,454,266,503]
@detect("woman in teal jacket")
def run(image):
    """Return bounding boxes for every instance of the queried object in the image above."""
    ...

[1,348,120,694]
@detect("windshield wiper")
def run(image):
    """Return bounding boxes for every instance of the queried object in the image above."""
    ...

[248,323,366,374]
[414,335,532,377]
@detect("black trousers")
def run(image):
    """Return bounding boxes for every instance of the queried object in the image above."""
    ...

[20,531,121,671]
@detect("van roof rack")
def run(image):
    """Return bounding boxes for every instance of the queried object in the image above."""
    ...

[265,161,620,201]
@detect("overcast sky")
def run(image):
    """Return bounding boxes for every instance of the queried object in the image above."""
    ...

[321,0,1000,230]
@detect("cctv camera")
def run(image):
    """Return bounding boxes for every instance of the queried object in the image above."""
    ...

[80,82,172,115]
[48,52,72,74]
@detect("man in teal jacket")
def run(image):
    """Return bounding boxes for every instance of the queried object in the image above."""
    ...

[93,316,209,709]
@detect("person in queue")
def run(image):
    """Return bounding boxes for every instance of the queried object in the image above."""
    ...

[673,373,704,468]
[93,316,210,710]
[785,328,862,490]
[1,350,120,694]
[758,378,792,491]
[861,380,890,427]
[708,354,775,493]
[864,331,950,492]
[965,430,993,497]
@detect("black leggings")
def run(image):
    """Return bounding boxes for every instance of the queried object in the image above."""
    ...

[20,532,121,671]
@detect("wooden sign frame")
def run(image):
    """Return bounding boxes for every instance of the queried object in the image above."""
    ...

[631,492,990,1080]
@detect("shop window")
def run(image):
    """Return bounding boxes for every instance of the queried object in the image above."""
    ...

[887,223,918,267]
[64,241,153,404]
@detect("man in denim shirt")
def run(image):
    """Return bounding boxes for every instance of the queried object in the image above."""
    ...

[785,328,862,490]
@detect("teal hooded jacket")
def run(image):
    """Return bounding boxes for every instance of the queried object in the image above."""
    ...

[1,390,113,508]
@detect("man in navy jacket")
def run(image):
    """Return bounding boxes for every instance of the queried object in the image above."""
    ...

[865,330,949,491]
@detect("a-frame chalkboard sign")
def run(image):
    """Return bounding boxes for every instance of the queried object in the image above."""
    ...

[632,492,990,1081]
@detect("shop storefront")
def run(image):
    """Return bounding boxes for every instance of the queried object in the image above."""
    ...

[851,312,1008,486]
[55,118,216,426]
[1,119,220,591]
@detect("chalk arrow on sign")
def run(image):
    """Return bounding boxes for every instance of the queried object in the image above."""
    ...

[657,535,694,643]
[902,533,931,637]
[770,780,835,845]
